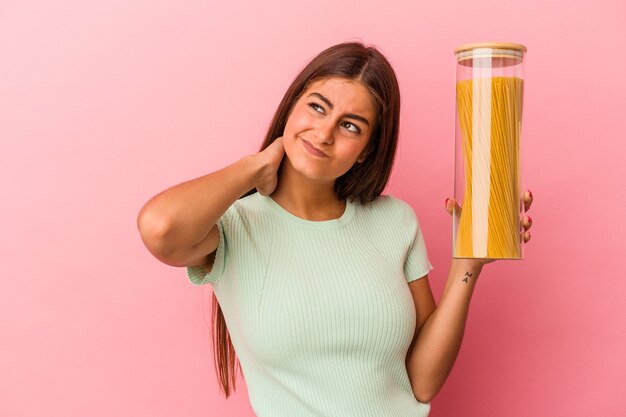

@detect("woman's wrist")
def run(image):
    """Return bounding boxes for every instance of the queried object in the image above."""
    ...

[451,258,484,277]
[237,154,265,191]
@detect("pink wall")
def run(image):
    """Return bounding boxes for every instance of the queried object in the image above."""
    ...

[2,0,624,416]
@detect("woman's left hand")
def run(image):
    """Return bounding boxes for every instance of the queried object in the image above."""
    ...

[444,190,534,266]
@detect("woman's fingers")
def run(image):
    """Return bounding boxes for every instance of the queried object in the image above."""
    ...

[444,198,462,216]
[255,137,286,195]
[446,194,533,228]
[447,194,533,243]
[445,198,452,215]
[521,190,533,240]
[523,190,533,212]
[522,215,533,231]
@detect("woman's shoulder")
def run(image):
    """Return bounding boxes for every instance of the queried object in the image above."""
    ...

[359,193,415,216]
[353,194,421,244]
[225,191,267,211]
[354,194,418,228]
[216,192,267,224]
[234,191,264,207]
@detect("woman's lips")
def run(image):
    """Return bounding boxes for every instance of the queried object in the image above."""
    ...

[301,139,329,158]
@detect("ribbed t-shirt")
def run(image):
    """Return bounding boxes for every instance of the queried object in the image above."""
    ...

[186,192,434,417]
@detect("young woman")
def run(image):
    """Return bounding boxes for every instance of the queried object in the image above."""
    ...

[137,42,534,417]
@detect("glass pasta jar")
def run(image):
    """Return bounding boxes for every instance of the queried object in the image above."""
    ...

[453,42,527,260]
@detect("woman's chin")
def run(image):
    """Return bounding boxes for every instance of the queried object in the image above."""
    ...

[289,160,333,183]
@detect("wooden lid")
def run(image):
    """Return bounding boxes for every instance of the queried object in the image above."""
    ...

[454,42,527,54]
[455,42,527,67]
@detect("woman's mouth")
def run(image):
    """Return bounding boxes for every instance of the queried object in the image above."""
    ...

[301,139,329,158]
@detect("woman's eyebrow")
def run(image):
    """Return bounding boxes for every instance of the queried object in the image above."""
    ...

[308,92,334,109]
[307,92,370,126]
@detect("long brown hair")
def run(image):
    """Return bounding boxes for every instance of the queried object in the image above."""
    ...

[211,41,401,397]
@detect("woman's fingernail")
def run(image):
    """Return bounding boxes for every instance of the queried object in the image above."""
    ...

[445,198,450,206]
[528,190,533,199]
[528,216,532,224]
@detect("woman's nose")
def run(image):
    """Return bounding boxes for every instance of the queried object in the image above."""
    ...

[313,119,335,144]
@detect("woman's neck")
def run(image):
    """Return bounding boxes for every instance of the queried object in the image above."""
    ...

[270,158,346,221]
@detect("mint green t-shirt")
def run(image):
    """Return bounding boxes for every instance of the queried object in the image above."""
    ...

[186,192,434,417]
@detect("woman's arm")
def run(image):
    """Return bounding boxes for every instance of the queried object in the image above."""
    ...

[406,258,484,403]
[136,137,285,266]
[406,191,533,402]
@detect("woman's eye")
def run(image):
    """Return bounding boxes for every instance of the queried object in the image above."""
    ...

[308,103,325,114]
[342,121,360,134]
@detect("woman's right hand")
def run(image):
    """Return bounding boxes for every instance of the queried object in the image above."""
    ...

[253,136,285,196]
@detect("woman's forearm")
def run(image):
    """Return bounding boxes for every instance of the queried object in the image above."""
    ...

[406,258,484,403]
[137,155,260,260]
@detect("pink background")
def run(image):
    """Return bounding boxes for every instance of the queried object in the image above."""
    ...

[2,0,625,416]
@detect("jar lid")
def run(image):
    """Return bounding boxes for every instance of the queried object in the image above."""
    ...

[454,42,527,67]
[454,42,527,55]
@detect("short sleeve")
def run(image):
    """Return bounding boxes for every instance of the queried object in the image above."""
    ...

[185,209,231,286]
[402,204,434,283]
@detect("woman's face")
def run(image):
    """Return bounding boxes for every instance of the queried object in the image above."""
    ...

[282,77,377,184]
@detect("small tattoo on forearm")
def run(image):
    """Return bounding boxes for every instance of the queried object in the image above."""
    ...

[462,272,472,283]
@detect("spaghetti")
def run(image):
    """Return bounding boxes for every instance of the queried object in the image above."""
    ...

[454,76,523,259]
